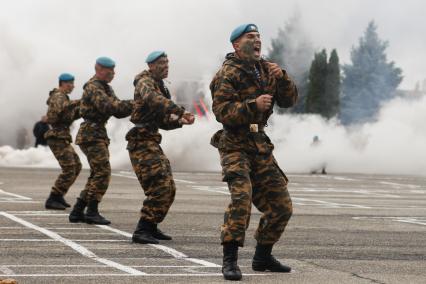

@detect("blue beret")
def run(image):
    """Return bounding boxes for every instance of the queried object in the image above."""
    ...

[146,51,167,64]
[96,56,115,68]
[58,73,74,82]
[230,23,258,42]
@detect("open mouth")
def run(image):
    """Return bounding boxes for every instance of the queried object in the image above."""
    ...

[253,46,261,55]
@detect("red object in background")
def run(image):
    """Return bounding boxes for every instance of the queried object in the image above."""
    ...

[198,98,210,120]
[193,100,203,117]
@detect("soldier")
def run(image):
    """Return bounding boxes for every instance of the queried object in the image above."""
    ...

[44,73,81,210]
[69,57,133,225]
[126,51,195,244]
[210,24,298,280]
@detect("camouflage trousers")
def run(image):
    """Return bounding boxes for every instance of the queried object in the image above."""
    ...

[78,142,111,202]
[127,140,176,224]
[47,139,82,196]
[219,150,292,247]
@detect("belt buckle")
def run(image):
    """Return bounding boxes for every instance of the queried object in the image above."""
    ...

[250,124,258,133]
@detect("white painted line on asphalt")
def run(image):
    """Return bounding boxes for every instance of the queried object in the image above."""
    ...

[293,197,371,209]
[112,173,137,179]
[0,200,39,203]
[316,176,358,181]
[97,225,221,268]
[174,179,196,184]
[0,239,129,242]
[191,186,229,195]
[0,189,32,200]
[4,211,67,216]
[113,172,195,184]
[353,216,426,226]
[2,264,213,268]
[0,265,15,275]
[292,188,401,198]
[0,273,268,277]
[379,181,420,189]
[0,212,146,275]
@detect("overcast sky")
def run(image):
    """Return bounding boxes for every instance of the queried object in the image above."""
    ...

[1,0,425,174]
[0,0,425,143]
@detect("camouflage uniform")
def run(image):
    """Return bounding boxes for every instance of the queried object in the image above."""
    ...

[126,70,185,224]
[76,76,133,202]
[210,52,298,247]
[45,88,81,196]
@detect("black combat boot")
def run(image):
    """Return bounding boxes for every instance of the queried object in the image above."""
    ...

[252,243,291,272]
[222,242,242,281]
[132,219,159,244]
[84,199,111,225]
[57,195,71,207]
[152,224,172,240]
[45,192,66,210]
[69,198,87,223]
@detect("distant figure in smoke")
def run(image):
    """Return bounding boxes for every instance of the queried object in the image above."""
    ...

[310,135,327,175]
[33,115,49,147]
[44,73,82,210]
[69,57,133,225]
[16,127,30,149]
[210,24,298,281]
[127,51,195,244]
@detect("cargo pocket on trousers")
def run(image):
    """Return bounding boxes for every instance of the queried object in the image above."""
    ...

[139,158,167,184]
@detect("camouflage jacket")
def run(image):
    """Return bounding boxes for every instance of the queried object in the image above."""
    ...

[210,52,298,154]
[44,88,80,142]
[76,76,133,145]
[126,70,185,145]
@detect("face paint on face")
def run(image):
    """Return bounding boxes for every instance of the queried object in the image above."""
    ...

[235,32,262,63]
[95,64,115,83]
[150,56,169,79]
[60,81,74,94]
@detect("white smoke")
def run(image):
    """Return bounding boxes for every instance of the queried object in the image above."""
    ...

[1,0,425,175]
[1,94,425,176]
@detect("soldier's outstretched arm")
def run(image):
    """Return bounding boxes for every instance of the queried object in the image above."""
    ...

[88,86,130,118]
[69,99,81,121]
[274,69,298,108]
[111,99,133,118]
[140,80,185,118]
[211,70,257,126]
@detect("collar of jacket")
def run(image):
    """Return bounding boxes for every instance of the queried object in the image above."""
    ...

[46,88,69,104]
[223,52,267,74]
[83,76,110,90]
[133,70,165,89]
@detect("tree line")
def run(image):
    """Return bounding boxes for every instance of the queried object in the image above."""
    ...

[268,20,403,125]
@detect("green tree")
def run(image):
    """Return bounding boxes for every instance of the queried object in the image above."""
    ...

[341,21,403,124]
[305,49,341,118]
[324,49,340,118]
[305,49,328,115]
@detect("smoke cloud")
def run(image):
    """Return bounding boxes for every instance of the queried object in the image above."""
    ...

[0,0,425,175]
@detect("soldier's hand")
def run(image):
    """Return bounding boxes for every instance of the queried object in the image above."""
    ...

[256,94,273,112]
[180,112,195,125]
[266,62,284,79]
[183,112,195,125]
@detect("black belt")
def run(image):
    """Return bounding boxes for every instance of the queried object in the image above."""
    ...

[134,123,159,132]
[224,124,265,133]
[50,124,70,130]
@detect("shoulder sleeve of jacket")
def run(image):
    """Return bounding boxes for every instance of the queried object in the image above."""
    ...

[274,70,298,108]
[138,77,185,117]
[86,82,132,117]
[46,93,67,123]
[211,65,257,126]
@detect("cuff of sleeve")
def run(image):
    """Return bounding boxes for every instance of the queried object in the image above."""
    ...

[247,98,257,114]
